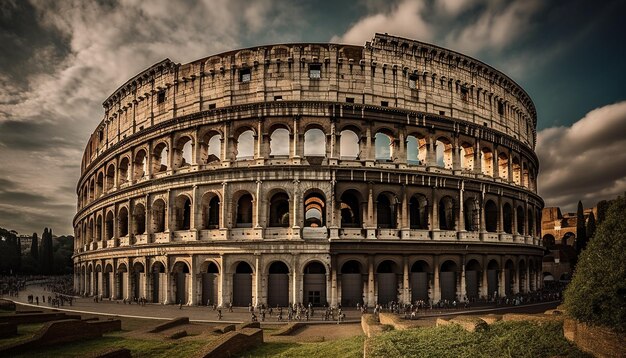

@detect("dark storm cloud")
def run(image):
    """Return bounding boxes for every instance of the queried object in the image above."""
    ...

[0,120,81,151]
[537,101,626,212]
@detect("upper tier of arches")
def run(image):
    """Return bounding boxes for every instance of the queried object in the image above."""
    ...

[81,34,538,172]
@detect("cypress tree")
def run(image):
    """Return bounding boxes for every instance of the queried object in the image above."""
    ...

[47,228,54,273]
[30,232,39,259]
[575,201,586,254]
[586,212,596,241]
[40,228,51,273]
[16,236,21,271]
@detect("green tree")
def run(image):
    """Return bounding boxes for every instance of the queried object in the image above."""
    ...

[596,200,609,224]
[39,227,54,273]
[575,201,586,254]
[564,195,626,332]
[586,212,596,241]
[30,232,39,260]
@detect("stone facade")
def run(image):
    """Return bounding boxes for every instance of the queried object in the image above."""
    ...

[73,33,544,308]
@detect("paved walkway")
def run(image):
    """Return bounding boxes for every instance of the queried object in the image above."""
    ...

[3,284,559,325]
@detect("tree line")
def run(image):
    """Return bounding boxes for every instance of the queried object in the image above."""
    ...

[0,227,73,275]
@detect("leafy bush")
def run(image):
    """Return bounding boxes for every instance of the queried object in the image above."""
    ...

[564,195,626,332]
[367,321,588,358]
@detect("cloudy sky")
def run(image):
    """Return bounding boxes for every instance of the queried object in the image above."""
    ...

[0,0,624,235]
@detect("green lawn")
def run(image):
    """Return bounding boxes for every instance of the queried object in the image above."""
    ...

[11,334,206,358]
[366,321,589,358]
[0,323,44,348]
[239,335,365,358]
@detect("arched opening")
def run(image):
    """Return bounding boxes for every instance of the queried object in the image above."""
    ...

[410,261,430,302]
[516,206,525,235]
[236,130,254,160]
[173,195,192,231]
[87,219,94,244]
[269,192,290,227]
[303,261,327,306]
[439,196,456,230]
[504,260,514,295]
[95,215,102,242]
[201,193,220,229]
[133,150,147,180]
[465,260,482,300]
[304,192,325,227]
[339,129,359,159]
[522,163,530,188]
[341,260,363,307]
[131,262,144,300]
[151,262,165,303]
[376,260,398,304]
[512,157,521,185]
[375,132,393,161]
[174,136,193,169]
[340,190,362,228]
[503,203,513,234]
[409,194,428,229]
[435,138,453,169]
[464,198,479,231]
[542,234,555,247]
[105,211,114,240]
[440,261,458,301]
[498,152,509,179]
[518,260,527,293]
[103,264,113,298]
[376,193,397,229]
[116,263,128,300]
[152,142,168,173]
[152,199,166,233]
[270,128,290,157]
[201,131,221,164]
[235,193,253,228]
[118,207,129,237]
[487,260,499,298]
[481,148,493,176]
[96,172,104,197]
[562,232,575,246]
[172,261,190,305]
[232,262,253,307]
[485,200,498,232]
[132,203,146,235]
[118,157,130,185]
[89,179,95,201]
[304,128,326,157]
[460,143,474,171]
[202,262,219,306]
[267,261,290,307]
[406,135,426,165]
[105,164,115,191]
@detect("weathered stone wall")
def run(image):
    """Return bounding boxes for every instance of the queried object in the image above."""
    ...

[194,327,263,358]
[563,319,626,358]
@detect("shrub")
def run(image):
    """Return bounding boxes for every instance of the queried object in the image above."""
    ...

[564,195,626,332]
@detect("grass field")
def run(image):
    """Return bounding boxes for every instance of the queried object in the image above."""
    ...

[239,335,365,358]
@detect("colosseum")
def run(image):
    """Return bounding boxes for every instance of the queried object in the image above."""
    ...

[73,33,544,308]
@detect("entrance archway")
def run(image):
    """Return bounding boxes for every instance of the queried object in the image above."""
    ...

[439,261,457,301]
[172,261,190,305]
[340,260,363,307]
[232,262,253,307]
[151,262,165,303]
[410,260,430,302]
[268,261,289,307]
[487,260,499,298]
[376,260,398,304]
[303,262,326,307]
[465,260,481,300]
[202,262,219,306]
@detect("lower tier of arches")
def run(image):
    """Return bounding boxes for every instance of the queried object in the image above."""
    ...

[74,245,543,307]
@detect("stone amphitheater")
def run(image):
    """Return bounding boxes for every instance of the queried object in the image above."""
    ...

[73,33,544,308]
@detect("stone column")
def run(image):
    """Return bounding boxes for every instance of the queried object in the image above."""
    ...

[481,256,488,298]
[499,260,506,298]
[402,256,409,304]
[367,256,375,305]
[292,254,299,304]
[433,256,441,302]
[492,147,499,178]
[254,180,262,228]
[458,186,465,232]
[460,258,466,300]
[189,255,197,305]
[164,257,171,304]
[330,256,338,307]
[473,140,482,174]
[254,255,261,307]
[525,263,530,293]
[125,269,132,301]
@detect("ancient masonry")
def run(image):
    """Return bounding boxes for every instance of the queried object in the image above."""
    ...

[73,33,544,307]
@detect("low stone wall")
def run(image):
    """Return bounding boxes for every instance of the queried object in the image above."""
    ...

[0,318,122,355]
[361,314,385,338]
[0,299,16,311]
[194,328,263,358]
[213,324,236,334]
[378,313,419,330]
[0,322,17,338]
[237,321,260,330]
[563,319,626,358]
[272,322,306,336]
[147,317,189,333]
[502,313,562,323]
